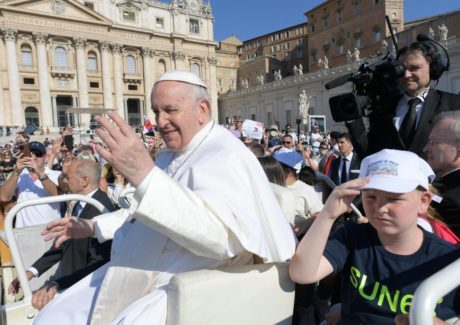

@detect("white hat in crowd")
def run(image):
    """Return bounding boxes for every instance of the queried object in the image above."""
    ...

[155,70,207,89]
[359,149,434,193]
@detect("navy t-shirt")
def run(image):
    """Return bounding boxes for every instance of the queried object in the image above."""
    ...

[324,222,460,324]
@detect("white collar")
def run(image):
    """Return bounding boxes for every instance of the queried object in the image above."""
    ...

[176,120,214,155]
[342,152,353,160]
[403,87,430,103]
[78,188,98,209]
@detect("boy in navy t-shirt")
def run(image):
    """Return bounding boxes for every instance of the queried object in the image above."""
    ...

[290,149,460,324]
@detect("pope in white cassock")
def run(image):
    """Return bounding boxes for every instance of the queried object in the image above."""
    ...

[34,71,296,324]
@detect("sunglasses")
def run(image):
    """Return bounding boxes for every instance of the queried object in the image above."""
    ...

[282,141,292,144]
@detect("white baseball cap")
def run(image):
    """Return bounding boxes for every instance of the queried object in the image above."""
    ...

[155,70,207,89]
[359,149,434,193]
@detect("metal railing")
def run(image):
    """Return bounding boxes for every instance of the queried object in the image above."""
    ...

[411,258,460,325]
[4,195,108,303]
[315,172,363,219]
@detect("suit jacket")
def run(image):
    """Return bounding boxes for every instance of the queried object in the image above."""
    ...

[330,152,361,185]
[32,189,116,289]
[431,169,460,237]
[346,88,460,158]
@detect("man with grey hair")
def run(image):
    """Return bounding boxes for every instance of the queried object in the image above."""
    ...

[423,111,460,236]
[34,71,295,324]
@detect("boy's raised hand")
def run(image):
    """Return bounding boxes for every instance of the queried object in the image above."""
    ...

[320,178,369,220]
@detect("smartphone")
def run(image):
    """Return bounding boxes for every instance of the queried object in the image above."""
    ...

[22,143,31,157]
[64,135,74,152]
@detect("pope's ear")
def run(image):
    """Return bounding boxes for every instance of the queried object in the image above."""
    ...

[198,98,212,122]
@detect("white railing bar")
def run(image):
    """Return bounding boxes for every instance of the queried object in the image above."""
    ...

[4,194,108,301]
[411,258,460,325]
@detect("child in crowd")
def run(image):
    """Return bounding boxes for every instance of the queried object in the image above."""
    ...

[290,149,460,324]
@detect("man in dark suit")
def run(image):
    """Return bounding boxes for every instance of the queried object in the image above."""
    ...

[330,133,361,186]
[423,111,460,237]
[346,40,460,159]
[9,159,116,309]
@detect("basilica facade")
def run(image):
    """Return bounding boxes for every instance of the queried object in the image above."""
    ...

[0,0,220,130]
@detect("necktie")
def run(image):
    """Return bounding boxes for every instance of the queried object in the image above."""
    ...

[341,157,348,185]
[399,97,421,147]
[73,202,83,217]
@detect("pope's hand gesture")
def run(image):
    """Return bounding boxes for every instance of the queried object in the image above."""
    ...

[42,217,94,248]
[95,112,154,187]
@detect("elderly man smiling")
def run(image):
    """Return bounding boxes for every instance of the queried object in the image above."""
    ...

[34,71,296,325]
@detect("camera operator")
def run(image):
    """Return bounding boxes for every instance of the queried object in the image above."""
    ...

[345,40,460,159]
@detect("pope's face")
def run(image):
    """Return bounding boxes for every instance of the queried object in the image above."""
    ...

[151,81,210,151]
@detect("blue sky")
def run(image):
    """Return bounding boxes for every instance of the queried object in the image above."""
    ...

[211,0,460,42]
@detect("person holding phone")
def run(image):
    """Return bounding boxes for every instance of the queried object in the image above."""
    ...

[0,141,61,227]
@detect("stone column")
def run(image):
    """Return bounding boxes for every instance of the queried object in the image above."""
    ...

[171,51,186,70]
[73,37,90,126]
[74,38,90,126]
[123,98,128,122]
[33,33,53,128]
[142,47,155,121]
[0,40,6,125]
[72,95,80,126]
[112,44,125,118]
[51,95,58,126]
[99,41,113,109]
[3,29,24,126]
[207,56,218,120]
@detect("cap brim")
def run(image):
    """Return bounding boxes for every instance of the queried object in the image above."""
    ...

[360,177,421,193]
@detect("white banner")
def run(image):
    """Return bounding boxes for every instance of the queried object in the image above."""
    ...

[242,119,264,140]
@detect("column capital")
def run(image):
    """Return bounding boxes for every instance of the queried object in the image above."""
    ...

[33,33,48,45]
[171,51,186,61]
[73,37,87,49]
[207,56,217,65]
[99,41,112,52]
[2,29,17,42]
[142,47,154,58]
[112,43,123,54]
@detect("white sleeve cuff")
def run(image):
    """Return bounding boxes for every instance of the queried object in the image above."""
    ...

[133,168,156,202]
[27,267,39,277]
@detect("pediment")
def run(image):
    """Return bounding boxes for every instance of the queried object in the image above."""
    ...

[0,0,112,25]
[116,0,143,11]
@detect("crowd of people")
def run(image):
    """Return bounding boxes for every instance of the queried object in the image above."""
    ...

[0,125,50,138]
[0,35,459,325]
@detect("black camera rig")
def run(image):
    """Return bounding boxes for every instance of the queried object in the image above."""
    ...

[326,16,450,122]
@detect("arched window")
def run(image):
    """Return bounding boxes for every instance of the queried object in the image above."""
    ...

[25,106,39,126]
[157,60,166,79]
[55,46,68,68]
[125,55,136,74]
[87,51,97,71]
[191,63,201,78]
[21,44,33,66]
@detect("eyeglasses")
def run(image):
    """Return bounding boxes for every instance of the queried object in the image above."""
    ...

[320,147,329,150]
[427,139,459,146]
[282,141,291,144]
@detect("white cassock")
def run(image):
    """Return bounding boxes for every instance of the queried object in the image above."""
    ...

[34,121,296,325]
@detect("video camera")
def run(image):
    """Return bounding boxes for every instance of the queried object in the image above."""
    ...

[326,56,405,122]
